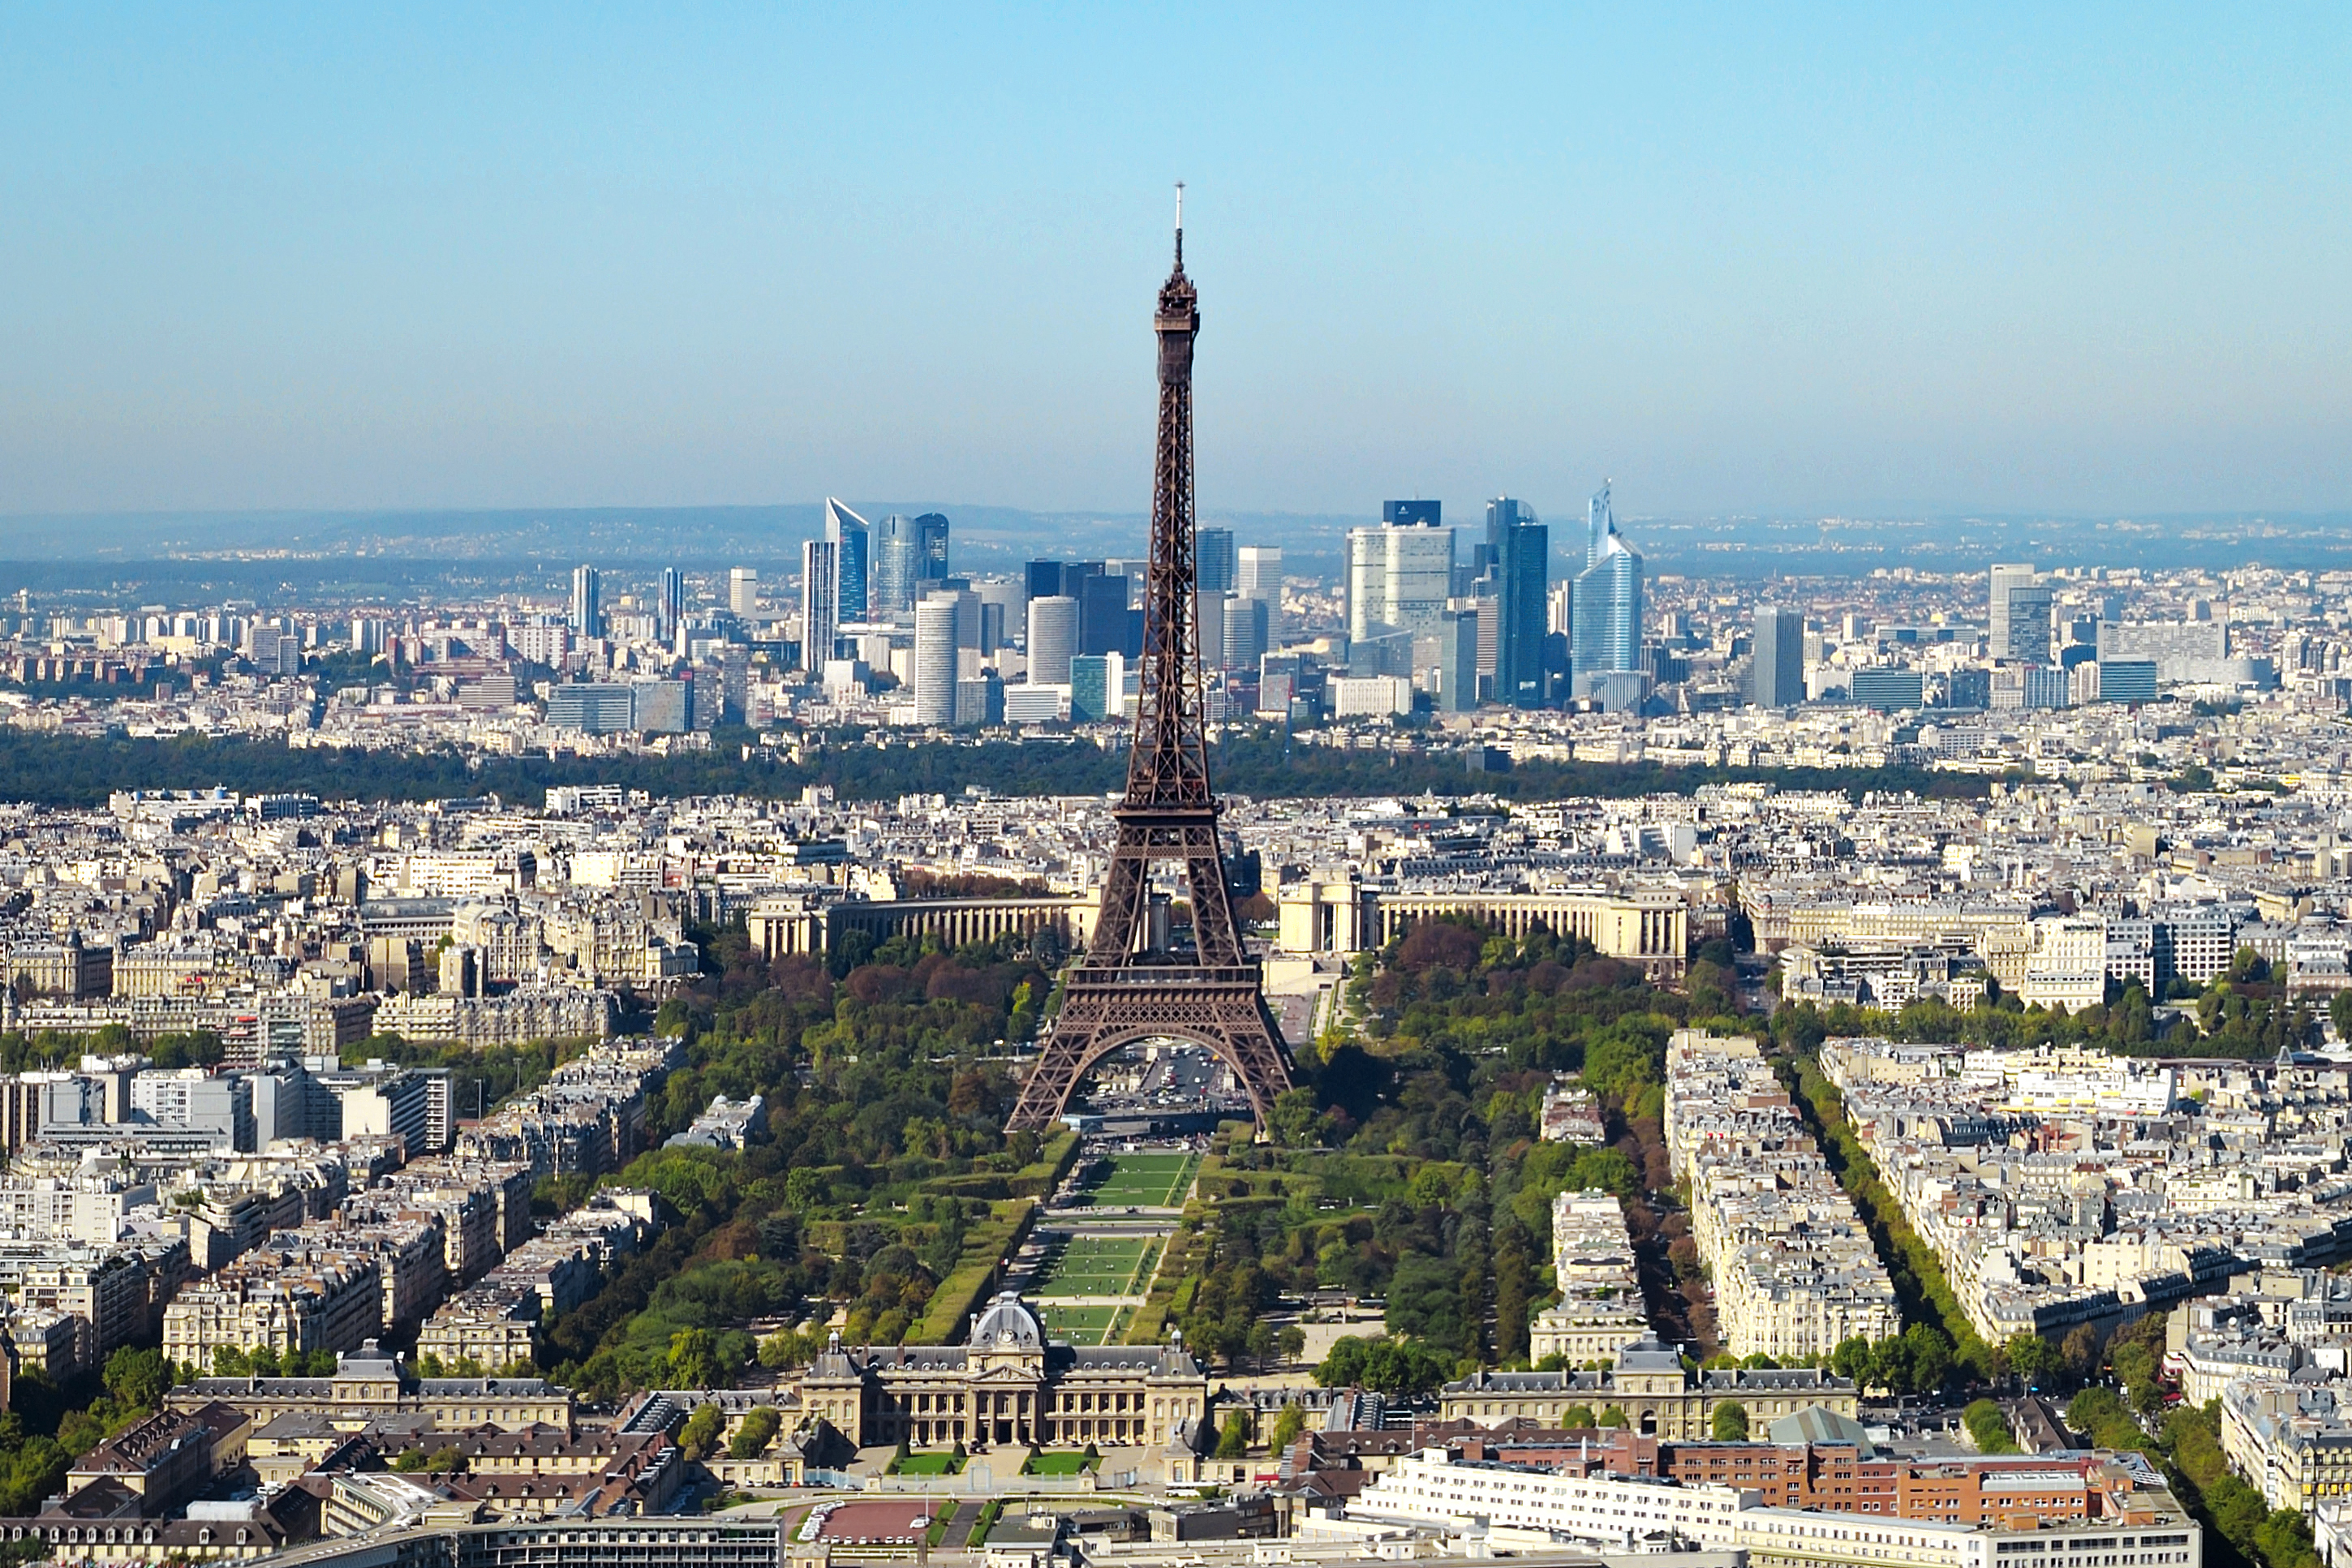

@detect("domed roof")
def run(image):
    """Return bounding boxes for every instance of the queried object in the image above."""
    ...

[970,1291,1043,1350]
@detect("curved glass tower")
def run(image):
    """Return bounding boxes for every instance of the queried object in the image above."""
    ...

[1571,482,1644,689]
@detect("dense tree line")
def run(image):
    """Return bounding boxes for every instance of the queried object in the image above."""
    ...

[2058,1316,2317,1568]
[0,728,1987,810]
[1770,946,2314,1063]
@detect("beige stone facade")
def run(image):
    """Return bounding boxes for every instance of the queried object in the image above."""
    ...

[169,1342,571,1433]
[798,1291,1206,1453]
[1441,1337,1859,1440]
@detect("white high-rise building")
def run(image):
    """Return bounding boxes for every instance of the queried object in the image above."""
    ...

[1345,525,1454,642]
[1026,595,1077,685]
[914,592,961,725]
[1236,545,1281,600]
[1237,545,1283,647]
[800,539,838,675]
[729,568,759,619]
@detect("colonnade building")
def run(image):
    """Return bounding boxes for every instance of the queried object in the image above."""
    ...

[1277,881,1688,981]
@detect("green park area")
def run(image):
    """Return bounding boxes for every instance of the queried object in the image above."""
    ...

[1034,1236,1158,1297]
[1035,1303,1124,1345]
[1022,1450,1096,1476]
[1079,1152,1197,1207]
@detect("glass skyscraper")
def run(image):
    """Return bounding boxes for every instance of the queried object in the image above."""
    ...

[915,513,952,586]
[570,564,600,639]
[1069,654,1115,724]
[1195,527,1236,594]
[659,567,686,645]
[873,515,921,616]
[824,498,871,621]
[1989,562,2052,664]
[1752,604,1804,707]
[800,539,837,674]
[1571,483,1643,694]
[1486,498,1549,708]
[1482,496,1534,582]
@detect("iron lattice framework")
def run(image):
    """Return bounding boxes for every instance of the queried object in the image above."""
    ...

[1005,217,1296,1134]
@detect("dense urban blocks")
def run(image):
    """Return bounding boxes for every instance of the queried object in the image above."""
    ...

[1666,1030,1901,1361]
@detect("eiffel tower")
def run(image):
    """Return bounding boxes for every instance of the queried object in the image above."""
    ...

[1005,196,1296,1134]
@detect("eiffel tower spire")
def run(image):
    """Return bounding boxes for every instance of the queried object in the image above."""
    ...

[1005,204,1294,1135]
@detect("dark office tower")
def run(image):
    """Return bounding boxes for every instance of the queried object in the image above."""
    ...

[1026,559,1068,602]
[1383,500,1442,527]
[1494,515,1550,707]
[570,565,600,639]
[1440,605,1480,713]
[915,513,952,585]
[659,567,686,642]
[1752,604,1804,707]
[1079,573,1132,655]
[825,498,871,621]
[1484,496,1534,580]
[1196,527,1236,594]
[873,515,920,616]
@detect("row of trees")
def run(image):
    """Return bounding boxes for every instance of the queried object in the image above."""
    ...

[1771,964,2314,1063]
[0,727,1992,811]
[2069,1369,2320,1568]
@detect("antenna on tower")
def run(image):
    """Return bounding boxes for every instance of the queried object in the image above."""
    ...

[1174,180,1185,266]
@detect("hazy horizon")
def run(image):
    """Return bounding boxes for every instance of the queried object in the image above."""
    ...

[2,503,2348,594]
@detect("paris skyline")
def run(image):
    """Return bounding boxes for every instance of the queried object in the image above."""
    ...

[2,6,2347,522]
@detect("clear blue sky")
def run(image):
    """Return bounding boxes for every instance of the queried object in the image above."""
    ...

[2,4,2346,522]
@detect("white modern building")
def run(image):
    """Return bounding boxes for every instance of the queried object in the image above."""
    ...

[1355,1451,1749,1551]
[1346,523,1454,642]
[1352,1450,2201,1568]
[1329,675,1415,719]
[913,593,961,726]
[1027,596,1077,686]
